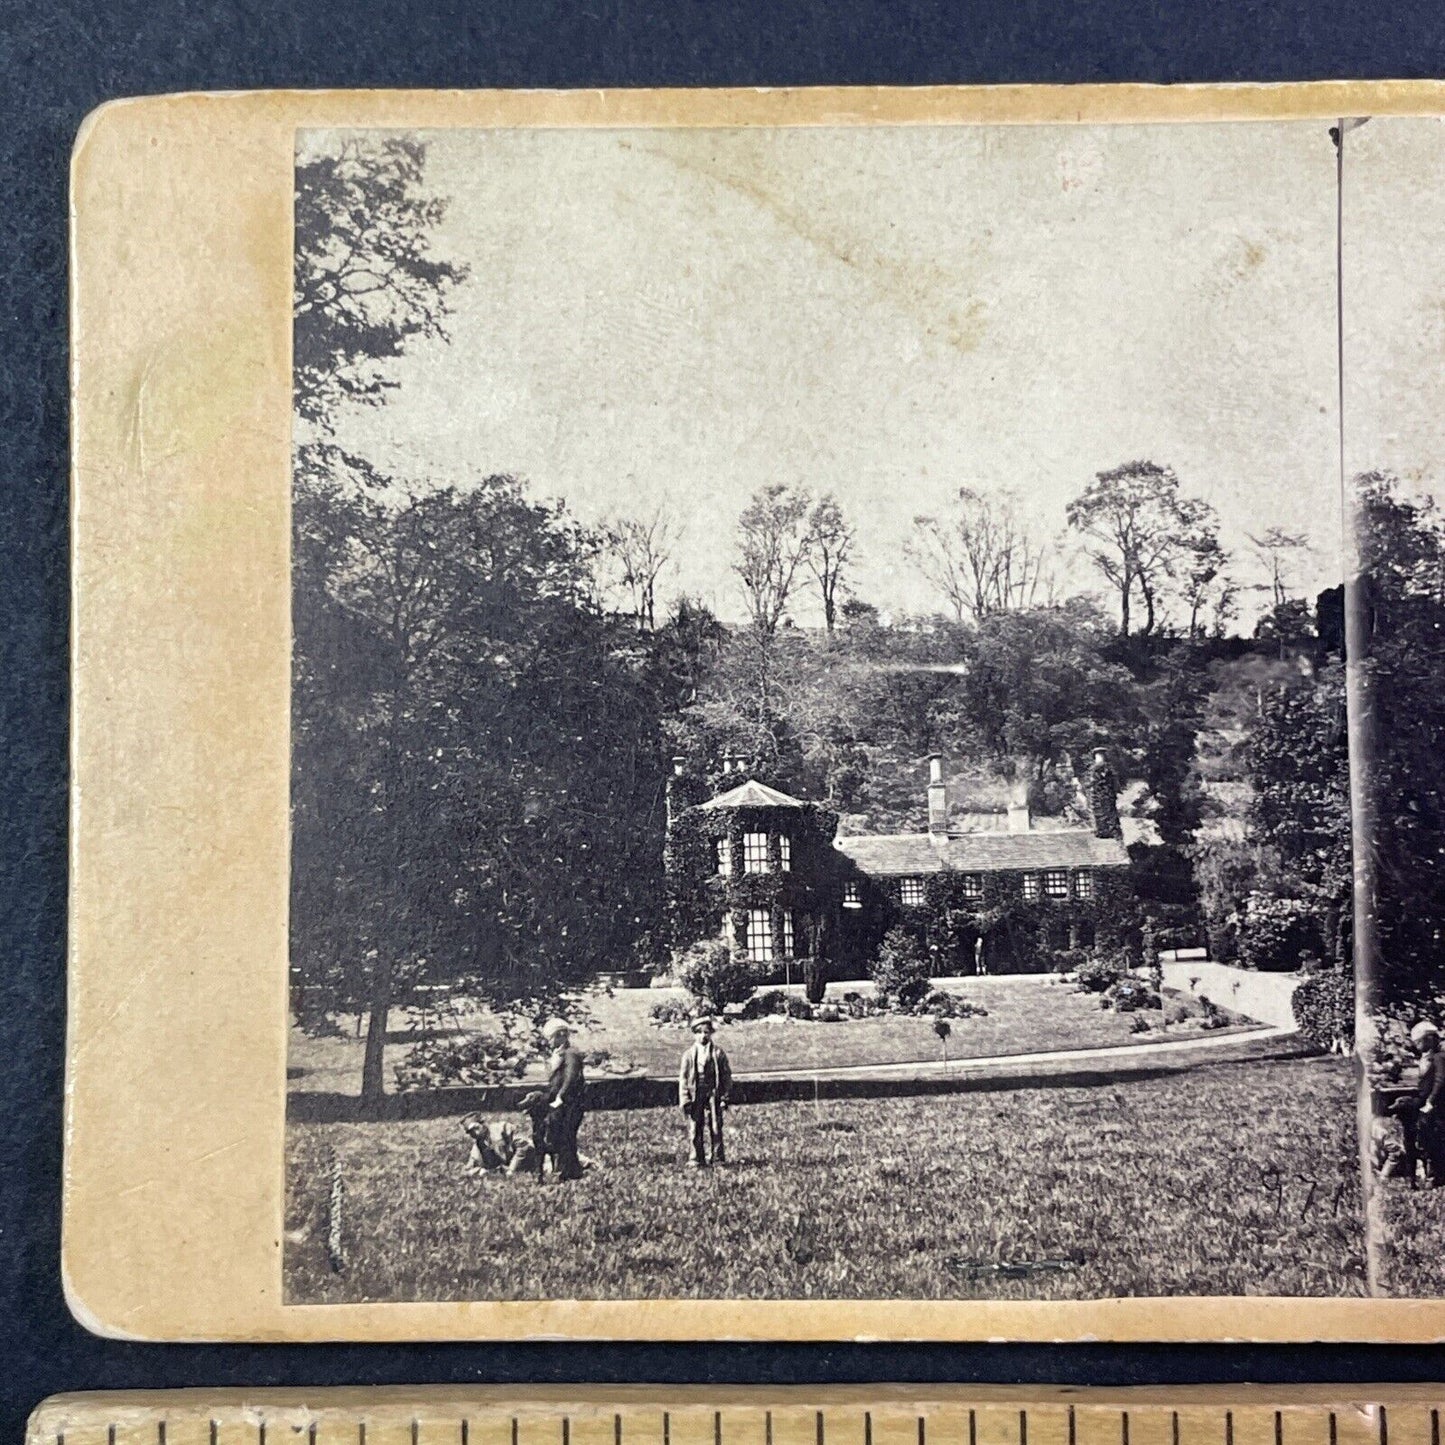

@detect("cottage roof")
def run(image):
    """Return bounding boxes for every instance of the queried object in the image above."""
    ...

[698,777,808,811]
[834,829,1130,876]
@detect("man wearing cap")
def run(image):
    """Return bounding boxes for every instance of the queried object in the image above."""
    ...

[542,1018,587,1182]
[1391,1021,1445,1186]
[678,1014,732,1168]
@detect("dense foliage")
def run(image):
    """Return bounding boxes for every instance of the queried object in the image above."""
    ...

[1354,473,1445,1009]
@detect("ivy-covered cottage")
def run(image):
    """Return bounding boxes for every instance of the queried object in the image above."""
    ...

[664,750,1132,981]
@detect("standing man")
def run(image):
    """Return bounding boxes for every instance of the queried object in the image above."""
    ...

[1410,1021,1445,1186]
[542,1017,587,1182]
[678,1014,732,1168]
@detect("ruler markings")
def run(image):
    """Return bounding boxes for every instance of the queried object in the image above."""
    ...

[1068,1409,1076,1445]
[1123,1412,1129,1445]
[1021,1411,1029,1445]
[816,1413,824,1445]
[1172,1413,1180,1445]
[864,1414,873,1445]
[1383,1412,1390,1445]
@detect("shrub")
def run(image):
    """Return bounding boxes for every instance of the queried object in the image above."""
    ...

[1292,967,1354,1053]
[1104,976,1160,1013]
[802,954,828,1005]
[1050,947,1090,975]
[870,927,933,1007]
[393,1032,528,1091]
[915,988,987,1020]
[738,988,811,1021]
[1074,949,1128,994]
[1239,894,1325,972]
[1197,994,1228,1029]
[673,938,758,1011]
[1129,1014,1151,1034]
[647,997,695,1028]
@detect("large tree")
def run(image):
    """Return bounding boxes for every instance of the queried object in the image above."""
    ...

[1353,472,1445,1004]
[602,505,676,629]
[908,487,1051,626]
[292,475,676,1104]
[294,136,467,431]
[805,494,856,636]
[734,484,813,639]
[1067,461,1195,637]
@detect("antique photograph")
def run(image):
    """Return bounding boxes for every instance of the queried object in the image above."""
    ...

[283,120,1364,1304]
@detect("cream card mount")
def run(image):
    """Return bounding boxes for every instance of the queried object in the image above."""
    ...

[66,82,1445,1341]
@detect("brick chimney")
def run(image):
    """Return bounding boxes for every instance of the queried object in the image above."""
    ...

[927,754,949,835]
[1007,778,1031,834]
[1088,747,1123,840]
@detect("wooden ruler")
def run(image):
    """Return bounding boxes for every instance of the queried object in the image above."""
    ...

[25,1389,1445,1445]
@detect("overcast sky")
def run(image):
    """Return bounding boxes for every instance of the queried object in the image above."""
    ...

[302,120,1353,626]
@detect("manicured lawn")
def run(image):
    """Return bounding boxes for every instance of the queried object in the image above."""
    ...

[1371,1182,1445,1295]
[285,1055,1364,1302]
[288,975,1258,1096]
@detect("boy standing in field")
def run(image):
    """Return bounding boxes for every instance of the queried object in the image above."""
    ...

[678,1014,732,1168]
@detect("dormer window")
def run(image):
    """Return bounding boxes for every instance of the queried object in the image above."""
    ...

[743,832,770,873]
[778,834,792,872]
[842,881,862,909]
[715,838,732,876]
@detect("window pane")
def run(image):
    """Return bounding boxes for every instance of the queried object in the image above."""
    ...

[746,908,773,962]
[716,838,731,875]
[961,874,982,898]
[900,878,925,906]
[778,834,791,871]
[743,832,770,873]
[1044,869,1068,897]
[1074,871,1093,899]
[843,881,862,909]
[781,911,795,958]
[1022,873,1040,900]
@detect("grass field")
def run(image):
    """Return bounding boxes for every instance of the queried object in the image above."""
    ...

[1371,1183,1445,1295]
[288,975,1256,1096]
[285,1055,1364,1302]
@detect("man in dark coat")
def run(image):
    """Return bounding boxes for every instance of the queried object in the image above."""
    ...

[678,1014,732,1167]
[542,1017,587,1182]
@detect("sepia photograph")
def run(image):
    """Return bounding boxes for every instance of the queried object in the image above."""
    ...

[282,119,1365,1305]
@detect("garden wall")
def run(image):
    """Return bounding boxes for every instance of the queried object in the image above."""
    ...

[1161,960,1302,1031]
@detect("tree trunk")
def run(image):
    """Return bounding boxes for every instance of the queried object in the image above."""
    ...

[1120,582,1130,636]
[360,955,395,1107]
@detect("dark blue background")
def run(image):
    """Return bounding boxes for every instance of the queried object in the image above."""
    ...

[6,1,1445,1436]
